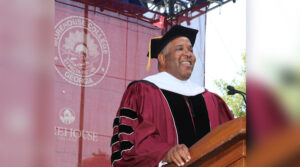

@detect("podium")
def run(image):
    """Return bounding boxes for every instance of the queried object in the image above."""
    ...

[165,117,246,167]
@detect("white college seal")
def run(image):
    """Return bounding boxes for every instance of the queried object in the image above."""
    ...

[59,107,75,125]
[54,16,110,87]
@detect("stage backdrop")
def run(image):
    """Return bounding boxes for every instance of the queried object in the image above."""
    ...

[54,0,206,166]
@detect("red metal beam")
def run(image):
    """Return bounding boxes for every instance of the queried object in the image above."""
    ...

[56,0,208,33]
[62,0,164,24]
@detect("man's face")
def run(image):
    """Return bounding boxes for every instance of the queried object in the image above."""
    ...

[163,36,196,80]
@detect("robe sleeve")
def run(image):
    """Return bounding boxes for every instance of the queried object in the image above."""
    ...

[111,82,173,167]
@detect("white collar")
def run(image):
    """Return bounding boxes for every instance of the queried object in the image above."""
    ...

[143,72,205,96]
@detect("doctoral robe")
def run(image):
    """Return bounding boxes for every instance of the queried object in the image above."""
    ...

[111,81,233,167]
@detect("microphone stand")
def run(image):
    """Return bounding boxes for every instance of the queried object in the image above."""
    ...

[227,85,246,104]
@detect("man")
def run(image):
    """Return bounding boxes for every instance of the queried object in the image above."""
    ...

[111,25,233,167]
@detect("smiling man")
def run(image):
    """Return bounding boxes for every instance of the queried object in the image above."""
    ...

[111,25,234,167]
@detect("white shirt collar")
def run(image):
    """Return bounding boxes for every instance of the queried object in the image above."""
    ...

[143,72,205,96]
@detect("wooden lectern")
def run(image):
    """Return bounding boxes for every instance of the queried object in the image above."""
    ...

[165,117,246,167]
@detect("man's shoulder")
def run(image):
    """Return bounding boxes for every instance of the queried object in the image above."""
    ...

[127,80,159,90]
[122,80,162,100]
[202,90,223,100]
[203,90,217,96]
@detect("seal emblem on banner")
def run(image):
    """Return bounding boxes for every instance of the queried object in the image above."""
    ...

[59,107,75,125]
[54,16,110,87]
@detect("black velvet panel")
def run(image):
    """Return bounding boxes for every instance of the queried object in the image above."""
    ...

[110,134,119,146]
[111,150,121,164]
[120,108,138,120]
[113,117,119,128]
[118,124,134,134]
[111,141,133,164]
[189,93,211,142]
[161,90,210,148]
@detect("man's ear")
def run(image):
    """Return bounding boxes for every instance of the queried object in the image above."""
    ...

[158,53,166,68]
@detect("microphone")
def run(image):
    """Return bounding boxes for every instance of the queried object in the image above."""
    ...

[227,85,236,95]
[227,85,246,103]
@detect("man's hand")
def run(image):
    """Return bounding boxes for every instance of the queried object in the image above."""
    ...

[162,144,191,166]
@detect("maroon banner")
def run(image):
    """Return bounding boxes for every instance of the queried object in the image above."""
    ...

[54,1,160,166]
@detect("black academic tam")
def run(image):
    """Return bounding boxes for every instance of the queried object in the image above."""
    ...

[147,25,198,59]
